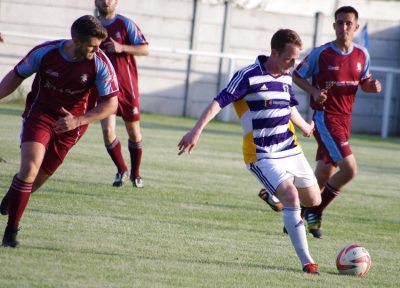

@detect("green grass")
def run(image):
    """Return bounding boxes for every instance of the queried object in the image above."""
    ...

[0,103,399,287]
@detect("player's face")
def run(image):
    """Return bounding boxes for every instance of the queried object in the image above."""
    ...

[334,13,359,43]
[95,0,118,16]
[276,43,300,73]
[75,37,103,60]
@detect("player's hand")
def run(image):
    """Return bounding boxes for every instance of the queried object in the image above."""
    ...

[368,79,382,93]
[53,107,81,133]
[302,120,315,137]
[103,38,124,54]
[312,88,328,104]
[177,131,200,155]
[0,33,4,43]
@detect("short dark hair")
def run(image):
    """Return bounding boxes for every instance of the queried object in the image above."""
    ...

[335,6,359,21]
[71,15,108,42]
[271,29,302,54]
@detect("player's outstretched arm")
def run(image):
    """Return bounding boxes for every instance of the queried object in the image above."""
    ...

[0,70,23,100]
[290,106,314,137]
[53,96,118,133]
[360,78,382,93]
[178,100,222,155]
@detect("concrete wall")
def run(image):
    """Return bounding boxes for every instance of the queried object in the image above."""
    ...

[1,0,400,135]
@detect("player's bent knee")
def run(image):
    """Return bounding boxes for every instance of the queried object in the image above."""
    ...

[298,185,321,207]
[342,166,357,181]
[350,167,357,179]
[278,191,299,207]
[18,165,40,183]
[310,196,322,207]
[127,129,141,142]
[102,130,116,144]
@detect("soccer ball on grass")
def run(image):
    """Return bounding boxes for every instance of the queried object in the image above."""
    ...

[336,243,372,277]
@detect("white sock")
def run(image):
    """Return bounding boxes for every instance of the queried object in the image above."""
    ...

[283,207,314,267]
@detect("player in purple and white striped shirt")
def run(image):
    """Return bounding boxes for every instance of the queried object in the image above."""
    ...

[178,29,321,275]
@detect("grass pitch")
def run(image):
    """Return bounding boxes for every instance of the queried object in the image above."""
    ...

[0,103,399,287]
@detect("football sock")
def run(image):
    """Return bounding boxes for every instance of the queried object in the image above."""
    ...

[7,175,33,229]
[314,183,340,214]
[106,138,127,173]
[283,207,314,267]
[128,140,142,178]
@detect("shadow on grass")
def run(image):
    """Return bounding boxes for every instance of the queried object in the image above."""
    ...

[23,243,301,274]
[26,204,277,236]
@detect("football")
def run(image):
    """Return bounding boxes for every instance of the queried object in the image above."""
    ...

[336,243,372,277]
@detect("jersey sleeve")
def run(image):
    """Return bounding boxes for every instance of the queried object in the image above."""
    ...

[294,47,323,79]
[359,46,372,82]
[94,51,119,98]
[120,16,148,46]
[214,69,251,108]
[14,43,54,78]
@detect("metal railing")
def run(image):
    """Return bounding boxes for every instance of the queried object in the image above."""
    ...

[2,31,400,138]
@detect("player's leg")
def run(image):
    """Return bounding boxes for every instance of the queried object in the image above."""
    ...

[314,160,336,189]
[0,120,54,216]
[288,153,322,239]
[2,141,46,248]
[101,115,128,187]
[249,160,281,211]
[125,120,143,188]
[31,168,51,193]
[297,185,321,208]
[2,124,88,220]
[275,180,319,274]
[250,160,283,212]
[328,154,357,190]
[0,168,50,216]
[305,157,355,238]
[248,159,319,274]
[306,112,353,237]
[310,154,356,218]
[298,183,323,238]
[258,187,283,212]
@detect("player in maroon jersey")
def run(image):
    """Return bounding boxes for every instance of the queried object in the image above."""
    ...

[293,6,382,238]
[94,0,149,188]
[0,15,119,248]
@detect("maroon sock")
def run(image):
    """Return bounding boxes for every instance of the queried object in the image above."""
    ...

[7,175,33,229]
[106,138,127,173]
[314,183,340,214]
[128,140,142,178]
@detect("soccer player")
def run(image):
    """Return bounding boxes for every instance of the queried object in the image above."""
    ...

[94,0,149,188]
[293,6,382,238]
[0,15,119,248]
[178,29,321,275]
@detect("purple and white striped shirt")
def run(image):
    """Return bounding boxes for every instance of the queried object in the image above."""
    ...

[215,55,301,164]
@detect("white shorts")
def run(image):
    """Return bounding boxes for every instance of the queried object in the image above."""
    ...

[247,152,317,195]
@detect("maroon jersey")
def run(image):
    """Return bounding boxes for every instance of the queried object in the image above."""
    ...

[100,14,147,102]
[16,39,119,121]
[294,41,371,116]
